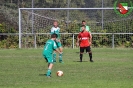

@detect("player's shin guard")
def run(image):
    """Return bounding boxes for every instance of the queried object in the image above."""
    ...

[59,53,63,63]
[80,54,83,62]
[53,53,56,62]
[46,69,51,76]
[89,53,92,61]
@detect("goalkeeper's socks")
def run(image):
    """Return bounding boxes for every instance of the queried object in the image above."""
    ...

[59,53,63,63]
[46,69,51,76]
[53,53,56,62]
[80,54,83,62]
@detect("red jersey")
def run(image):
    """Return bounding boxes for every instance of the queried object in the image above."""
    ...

[78,31,91,47]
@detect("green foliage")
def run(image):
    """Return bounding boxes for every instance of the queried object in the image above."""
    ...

[0,0,133,48]
[0,36,18,49]
[0,23,18,48]
[0,18,133,48]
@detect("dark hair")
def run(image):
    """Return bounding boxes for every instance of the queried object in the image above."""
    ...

[82,20,86,23]
[54,20,58,23]
[81,25,86,28]
[51,34,58,38]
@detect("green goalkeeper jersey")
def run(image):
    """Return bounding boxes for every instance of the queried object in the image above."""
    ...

[80,25,91,32]
[43,39,57,55]
[50,27,60,39]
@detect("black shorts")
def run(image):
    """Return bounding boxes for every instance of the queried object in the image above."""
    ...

[80,46,91,53]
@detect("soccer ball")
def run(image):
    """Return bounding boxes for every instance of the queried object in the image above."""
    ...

[57,70,63,76]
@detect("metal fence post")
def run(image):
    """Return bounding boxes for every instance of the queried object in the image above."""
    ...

[35,33,37,48]
[112,33,114,48]
[102,0,104,30]
[72,34,74,49]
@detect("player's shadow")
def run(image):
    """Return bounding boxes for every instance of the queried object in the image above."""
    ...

[75,52,80,54]
[73,61,88,62]
[39,74,46,76]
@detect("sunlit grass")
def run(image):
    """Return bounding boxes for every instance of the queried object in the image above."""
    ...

[0,48,133,88]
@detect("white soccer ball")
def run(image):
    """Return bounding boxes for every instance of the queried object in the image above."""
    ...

[57,70,63,76]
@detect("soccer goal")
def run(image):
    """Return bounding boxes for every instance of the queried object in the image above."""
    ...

[19,8,133,48]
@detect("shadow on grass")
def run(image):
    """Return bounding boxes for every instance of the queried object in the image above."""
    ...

[73,61,88,62]
[75,52,80,54]
[75,52,89,54]
[39,74,46,76]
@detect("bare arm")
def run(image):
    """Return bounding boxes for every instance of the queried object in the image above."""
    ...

[89,35,92,45]
[77,36,80,43]
[76,36,80,47]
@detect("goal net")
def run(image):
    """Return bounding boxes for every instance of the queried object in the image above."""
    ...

[19,8,133,48]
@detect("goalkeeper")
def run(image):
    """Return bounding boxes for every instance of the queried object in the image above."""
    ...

[50,21,63,63]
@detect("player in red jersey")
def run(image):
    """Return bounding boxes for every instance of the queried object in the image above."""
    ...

[76,25,93,62]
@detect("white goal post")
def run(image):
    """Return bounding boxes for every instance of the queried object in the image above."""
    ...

[18,7,133,48]
[18,7,115,48]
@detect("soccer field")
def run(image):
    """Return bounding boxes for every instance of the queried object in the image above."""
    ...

[0,48,133,88]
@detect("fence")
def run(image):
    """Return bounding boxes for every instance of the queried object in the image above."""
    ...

[20,33,133,49]
[0,33,133,48]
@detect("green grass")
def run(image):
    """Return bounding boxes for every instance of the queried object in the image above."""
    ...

[0,48,133,88]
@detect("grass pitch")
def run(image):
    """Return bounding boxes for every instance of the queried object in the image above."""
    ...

[0,48,133,88]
